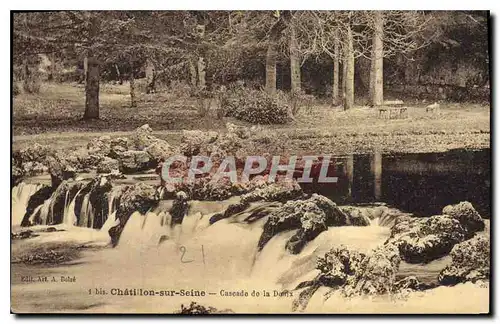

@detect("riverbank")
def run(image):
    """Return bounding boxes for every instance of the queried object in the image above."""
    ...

[13,83,490,155]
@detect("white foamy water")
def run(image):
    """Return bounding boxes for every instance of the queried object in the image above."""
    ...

[11,183,489,314]
[11,183,44,226]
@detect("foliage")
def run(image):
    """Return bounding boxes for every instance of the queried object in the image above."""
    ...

[220,87,292,124]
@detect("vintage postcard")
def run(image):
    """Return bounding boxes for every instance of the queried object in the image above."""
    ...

[11,10,490,314]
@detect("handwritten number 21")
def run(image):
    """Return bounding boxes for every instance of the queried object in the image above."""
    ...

[180,245,206,265]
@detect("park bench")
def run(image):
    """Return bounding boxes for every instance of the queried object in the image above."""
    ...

[378,106,408,119]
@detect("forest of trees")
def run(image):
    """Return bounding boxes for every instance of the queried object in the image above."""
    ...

[13,11,490,121]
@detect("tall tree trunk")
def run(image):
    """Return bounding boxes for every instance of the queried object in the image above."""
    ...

[83,57,88,85]
[265,17,286,94]
[342,57,347,103]
[332,34,340,106]
[48,52,55,82]
[289,22,301,93]
[370,11,384,106]
[369,54,375,101]
[84,57,99,119]
[129,64,137,108]
[344,25,355,110]
[196,24,206,90]
[115,64,123,85]
[197,57,206,89]
[265,42,278,94]
[189,58,197,87]
[83,14,99,120]
[145,59,155,94]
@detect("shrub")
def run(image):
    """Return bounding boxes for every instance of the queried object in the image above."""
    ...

[192,88,214,117]
[22,78,41,94]
[290,89,315,116]
[220,87,292,124]
[168,80,193,98]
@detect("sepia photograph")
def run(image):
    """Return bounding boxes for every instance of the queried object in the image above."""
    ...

[10,10,491,314]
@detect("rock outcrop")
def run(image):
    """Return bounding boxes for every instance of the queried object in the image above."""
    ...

[293,244,403,311]
[442,201,485,237]
[340,206,371,226]
[180,130,218,156]
[117,150,153,174]
[386,215,467,263]
[20,185,55,226]
[387,202,485,264]
[97,157,120,174]
[258,194,348,254]
[438,235,490,285]
[108,183,160,246]
[240,179,303,204]
[342,244,401,296]
[73,175,113,228]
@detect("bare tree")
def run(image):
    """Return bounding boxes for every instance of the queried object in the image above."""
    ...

[370,11,384,107]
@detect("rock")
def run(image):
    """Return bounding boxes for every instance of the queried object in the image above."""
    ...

[174,175,234,201]
[117,150,153,174]
[206,132,242,165]
[258,194,348,254]
[386,215,468,263]
[73,175,113,228]
[87,135,112,156]
[130,124,155,150]
[315,246,366,287]
[13,245,81,265]
[108,183,160,246]
[16,143,56,164]
[343,244,401,297]
[12,158,24,187]
[170,191,189,225]
[20,185,55,226]
[442,201,484,237]
[210,200,250,225]
[176,302,234,314]
[46,156,76,187]
[340,206,371,226]
[293,244,402,310]
[44,180,85,225]
[108,137,130,159]
[128,125,174,166]
[97,157,120,173]
[180,130,218,156]
[73,151,104,171]
[145,139,174,163]
[11,230,38,240]
[241,179,303,204]
[438,235,490,285]
[12,143,57,180]
[110,137,130,149]
[393,276,428,292]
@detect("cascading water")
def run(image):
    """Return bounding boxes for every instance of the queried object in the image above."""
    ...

[63,188,83,226]
[11,178,490,314]
[11,183,44,226]
[12,179,115,230]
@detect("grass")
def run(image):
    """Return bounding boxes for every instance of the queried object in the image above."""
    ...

[12,82,490,155]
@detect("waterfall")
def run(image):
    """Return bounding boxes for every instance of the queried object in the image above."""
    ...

[12,183,44,227]
[78,193,94,228]
[63,188,83,226]
[38,198,52,225]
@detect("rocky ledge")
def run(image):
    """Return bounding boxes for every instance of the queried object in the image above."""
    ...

[386,201,485,263]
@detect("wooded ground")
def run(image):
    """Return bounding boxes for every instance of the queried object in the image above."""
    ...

[13,82,490,155]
